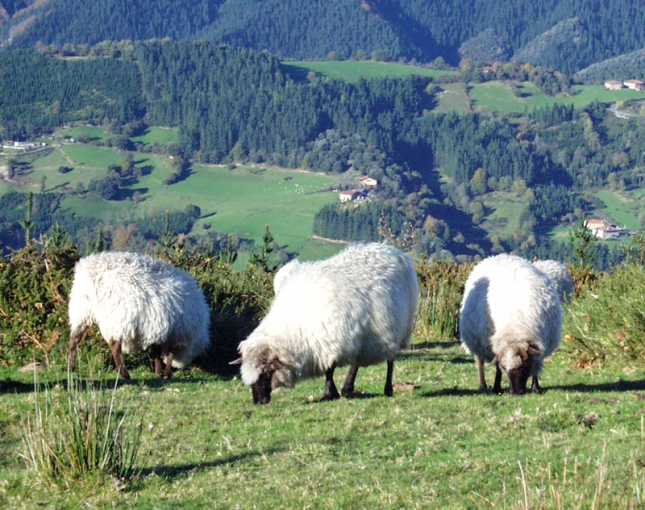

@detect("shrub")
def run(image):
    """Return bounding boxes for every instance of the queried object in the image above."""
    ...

[414,259,471,341]
[562,263,645,368]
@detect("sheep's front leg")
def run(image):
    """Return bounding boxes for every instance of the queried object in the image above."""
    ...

[492,364,503,393]
[384,360,394,397]
[475,356,488,391]
[109,340,130,380]
[321,364,340,401]
[68,326,88,372]
[531,376,541,393]
[341,364,359,396]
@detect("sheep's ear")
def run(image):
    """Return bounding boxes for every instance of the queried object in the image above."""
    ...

[527,346,541,357]
[229,357,243,365]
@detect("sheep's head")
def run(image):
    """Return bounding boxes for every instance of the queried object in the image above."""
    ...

[232,345,294,404]
[492,342,541,395]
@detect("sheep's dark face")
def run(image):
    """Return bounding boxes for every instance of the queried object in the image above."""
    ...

[251,369,274,404]
[496,344,541,395]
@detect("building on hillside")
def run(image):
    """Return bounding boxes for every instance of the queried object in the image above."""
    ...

[339,190,365,203]
[624,79,645,91]
[604,80,623,90]
[585,219,626,239]
[359,175,379,188]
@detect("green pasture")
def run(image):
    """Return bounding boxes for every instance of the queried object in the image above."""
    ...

[59,125,109,142]
[3,338,645,508]
[438,81,645,114]
[433,82,472,114]
[159,165,336,251]
[480,192,525,237]
[591,190,643,230]
[131,127,179,146]
[284,60,455,83]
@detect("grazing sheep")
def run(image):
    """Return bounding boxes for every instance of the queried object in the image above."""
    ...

[234,243,420,404]
[459,253,562,394]
[68,251,210,379]
[533,259,574,303]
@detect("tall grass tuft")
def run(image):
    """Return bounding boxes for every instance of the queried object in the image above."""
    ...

[414,259,471,341]
[20,369,145,487]
[562,263,645,368]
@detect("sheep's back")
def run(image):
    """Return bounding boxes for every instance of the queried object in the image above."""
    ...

[460,254,561,361]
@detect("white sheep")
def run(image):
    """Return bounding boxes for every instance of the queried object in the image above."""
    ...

[68,251,210,379]
[533,259,574,303]
[459,253,562,394]
[234,243,420,404]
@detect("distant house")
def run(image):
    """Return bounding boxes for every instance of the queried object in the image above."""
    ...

[359,175,378,188]
[624,79,645,91]
[585,219,625,239]
[604,80,623,90]
[339,190,364,203]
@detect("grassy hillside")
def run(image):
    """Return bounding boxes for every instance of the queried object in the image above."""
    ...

[284,60,455,83]
[3,339,645,508]
[0,140,339,257]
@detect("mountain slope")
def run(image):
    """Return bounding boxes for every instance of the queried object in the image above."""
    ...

[4,1,645,73]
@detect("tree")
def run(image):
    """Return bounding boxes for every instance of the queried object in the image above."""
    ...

[249,225,278,272]
[569,215,596,268]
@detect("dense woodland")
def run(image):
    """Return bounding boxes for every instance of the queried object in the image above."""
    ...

[4,0,645,75]
[0,41,643,268]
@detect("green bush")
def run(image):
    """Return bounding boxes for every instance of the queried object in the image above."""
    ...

[562,263,645,368]
[414,259,471,341]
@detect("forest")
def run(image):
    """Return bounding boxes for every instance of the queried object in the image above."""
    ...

[4,0,645,75]
[0,41,643,269]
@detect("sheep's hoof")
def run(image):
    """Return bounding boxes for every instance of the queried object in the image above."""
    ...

[320,390,340,401]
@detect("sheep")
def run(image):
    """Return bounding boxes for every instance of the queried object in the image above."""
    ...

[533,259,574,303]
[459,253,562,395]
[67,251,210,379]
[233,243,420,404]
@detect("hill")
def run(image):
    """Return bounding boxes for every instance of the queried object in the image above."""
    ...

[4,0,645,73]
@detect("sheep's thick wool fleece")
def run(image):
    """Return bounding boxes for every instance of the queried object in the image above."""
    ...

[460,253,562,364]
[68,251,210,367]
[239,243,419,386]
[533,259,574,303]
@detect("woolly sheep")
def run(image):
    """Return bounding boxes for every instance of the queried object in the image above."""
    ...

[459,253,562,394]
[234,243,420,404]
[533,259,574,303]
[68,251,210,379]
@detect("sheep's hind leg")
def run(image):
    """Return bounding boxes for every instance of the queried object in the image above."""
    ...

[321,364,340,401]
[384,360,394,397]
[109,340,130,380]
[475,356,488,391]
[149,345,163,377]
[341,364,359,397]
[163,352,173,379]
[68,326,88,372]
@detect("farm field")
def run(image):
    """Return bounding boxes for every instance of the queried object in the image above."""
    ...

[439,81,645,114]
[2,338,645,508]
[0,141,340,257]
[284,60,455,83]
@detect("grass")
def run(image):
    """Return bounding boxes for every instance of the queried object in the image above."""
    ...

[284,60,455,83]
[438,81,645,115]
[3,337,645,508]
[591,190,643,230]
[2,137,341,256]
[131,127,179,146]
[480,191,526,239]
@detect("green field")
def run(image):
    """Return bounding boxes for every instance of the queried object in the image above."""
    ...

[284,60,455,83]
[480,192,525,237]
[3,338,645,508]
[440,81,645,114]
[131,127,179,146]
[591,190,644,230]
[1,140,340,255]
